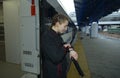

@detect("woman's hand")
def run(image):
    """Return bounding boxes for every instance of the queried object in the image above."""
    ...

[69,50,78,61]
[63,43,71,48]
[63,43,78,60]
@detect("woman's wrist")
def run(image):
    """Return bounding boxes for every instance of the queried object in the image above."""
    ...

[69,48,74,52]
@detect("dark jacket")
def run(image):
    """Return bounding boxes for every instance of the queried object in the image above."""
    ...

[41,28,68,78]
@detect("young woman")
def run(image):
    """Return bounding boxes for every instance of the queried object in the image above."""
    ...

[41,14,78,78]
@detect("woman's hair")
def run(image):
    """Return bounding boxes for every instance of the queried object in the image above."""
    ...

[51,14,69,26]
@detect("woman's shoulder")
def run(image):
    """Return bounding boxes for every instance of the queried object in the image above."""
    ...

[41,28,54,40]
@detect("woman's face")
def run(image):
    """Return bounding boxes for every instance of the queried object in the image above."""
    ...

[57,20,68,34]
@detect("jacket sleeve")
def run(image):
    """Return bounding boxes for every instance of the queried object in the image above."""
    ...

[41,35,66,64]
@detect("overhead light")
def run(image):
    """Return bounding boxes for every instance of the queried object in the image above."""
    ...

[118,9,120,12]
[86,17,89,19]
[112,11,117,13]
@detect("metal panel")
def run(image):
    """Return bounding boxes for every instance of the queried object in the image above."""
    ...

[20,0,31,16]
[20,0,40,74]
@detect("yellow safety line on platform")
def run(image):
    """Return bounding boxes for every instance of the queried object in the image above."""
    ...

[67,32,91,78]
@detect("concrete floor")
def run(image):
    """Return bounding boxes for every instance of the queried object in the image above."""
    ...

[0,61,24,78]
[0,42,25,78]
[67,32,91,78]
[81,34,120,78]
